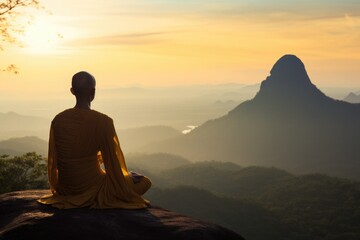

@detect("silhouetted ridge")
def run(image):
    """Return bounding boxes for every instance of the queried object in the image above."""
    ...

[252,54,326,104]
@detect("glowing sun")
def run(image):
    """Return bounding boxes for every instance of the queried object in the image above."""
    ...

[22,16,64,55]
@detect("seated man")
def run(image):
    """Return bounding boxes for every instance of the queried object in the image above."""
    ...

[38,71,151,209]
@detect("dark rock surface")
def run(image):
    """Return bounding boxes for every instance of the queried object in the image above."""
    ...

[0,190,244,240]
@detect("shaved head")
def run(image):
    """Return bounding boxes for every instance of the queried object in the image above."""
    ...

[71,71,96,103]
[72,71,96,91]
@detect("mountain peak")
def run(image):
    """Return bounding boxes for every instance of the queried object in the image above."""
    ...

[344,92,360,103]
[254,54,324,102]
[270,55,308,80]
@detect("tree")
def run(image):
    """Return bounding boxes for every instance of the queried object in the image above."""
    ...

[0,0,41,73]
[0,152,48,194]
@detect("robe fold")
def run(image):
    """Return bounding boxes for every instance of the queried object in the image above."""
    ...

[37,108,151,209]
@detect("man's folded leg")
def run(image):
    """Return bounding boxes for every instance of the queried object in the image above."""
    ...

[132,176,152,196]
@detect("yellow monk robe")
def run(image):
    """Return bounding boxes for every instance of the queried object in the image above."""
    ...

[37,108,151,209]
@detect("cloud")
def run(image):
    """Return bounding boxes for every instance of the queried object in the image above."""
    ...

[344,14,360,27]
[65,31,170,47]
[98,0,360,21]
[197,1,360,23]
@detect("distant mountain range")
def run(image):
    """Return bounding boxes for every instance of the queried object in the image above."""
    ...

[143,55,360,179]
[0,112,49,140]
[0,126,180,157]
[0,136,47,156]
[0,84,259,138]
[344,92,360,103]
[118,126,181,154]
[94,83,260,130]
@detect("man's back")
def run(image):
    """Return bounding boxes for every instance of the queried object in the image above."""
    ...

[50,109,106,197]
[52,108,104,159]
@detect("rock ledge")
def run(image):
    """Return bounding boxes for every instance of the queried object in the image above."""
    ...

[0,190,244,240]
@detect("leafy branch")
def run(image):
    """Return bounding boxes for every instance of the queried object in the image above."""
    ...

[0,0,42,74]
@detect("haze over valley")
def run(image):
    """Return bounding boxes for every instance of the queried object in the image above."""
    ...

[1,78,358,140]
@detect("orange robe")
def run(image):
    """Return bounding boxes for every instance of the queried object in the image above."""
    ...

[37,108,151,209]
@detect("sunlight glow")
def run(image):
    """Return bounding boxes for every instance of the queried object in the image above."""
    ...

[3,0,359,89]
[21,16,64,55]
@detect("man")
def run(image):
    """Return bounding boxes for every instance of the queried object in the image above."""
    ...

[38,71,151,209]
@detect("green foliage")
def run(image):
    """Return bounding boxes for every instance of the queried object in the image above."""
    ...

[156,163,291,198]
[259,174,360,239]
[0,152,48,194]
[145,186,289,240]
[140,160,360,240]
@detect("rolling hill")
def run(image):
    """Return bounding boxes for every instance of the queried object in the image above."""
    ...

[0,112,50,140]
[0,136,47,156]
[126,152,191,173]
[344,92,360,103]
[145,167,360,240]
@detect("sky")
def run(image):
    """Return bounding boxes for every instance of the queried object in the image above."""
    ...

[1,0,360,96]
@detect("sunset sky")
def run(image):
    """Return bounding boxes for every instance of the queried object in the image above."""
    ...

[1,0,360,96]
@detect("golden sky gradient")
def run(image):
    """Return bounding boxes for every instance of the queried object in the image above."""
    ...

[1,0,360,96]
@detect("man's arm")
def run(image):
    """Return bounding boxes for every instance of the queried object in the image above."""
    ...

[48,123,58,193]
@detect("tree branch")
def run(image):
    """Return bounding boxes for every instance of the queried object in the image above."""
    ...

[0,0,39,16]
[0,0,41,74]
